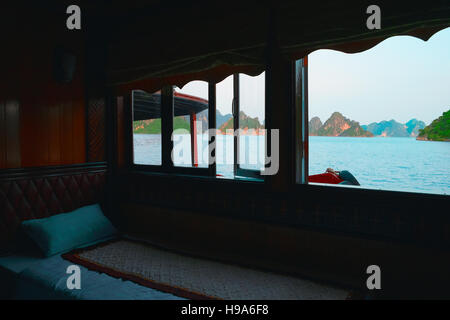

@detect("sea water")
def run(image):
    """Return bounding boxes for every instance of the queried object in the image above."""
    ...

[133,134,450,195]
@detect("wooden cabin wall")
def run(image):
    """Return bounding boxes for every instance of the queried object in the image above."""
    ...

[0,5,90,170]
[0,101,20,169]
[116,97,126,169]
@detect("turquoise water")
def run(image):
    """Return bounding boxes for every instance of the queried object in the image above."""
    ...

[134,134,450,195]
[309,136,450,195]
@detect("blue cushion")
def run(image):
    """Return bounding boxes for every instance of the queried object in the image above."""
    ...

[21,204,117,257]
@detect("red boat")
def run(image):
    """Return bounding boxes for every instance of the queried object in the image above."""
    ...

[309,169,360,186]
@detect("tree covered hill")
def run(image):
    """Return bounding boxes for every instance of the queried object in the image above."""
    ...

[218,111,264,132]
[133,117,190,134]
[133,110,263,134]
[417,110,450,142]
[309,117,322,135]
[361,119,425,137]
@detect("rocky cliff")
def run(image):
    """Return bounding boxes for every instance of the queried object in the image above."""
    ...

[310,112,373,137]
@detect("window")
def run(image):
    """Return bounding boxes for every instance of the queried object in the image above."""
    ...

[215,72,266,179]
[296,28,450,195]
[132,90,162,166]
[235,73,266,178]
[173,81,209,168]
[130,72,267,181]
[215,75,234,178]
[130,84,212,175]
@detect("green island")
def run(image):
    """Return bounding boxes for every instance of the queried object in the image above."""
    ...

[133,117,190,134]
[133,110,264,134]
[219,111,263,131]
[417,110,450,142]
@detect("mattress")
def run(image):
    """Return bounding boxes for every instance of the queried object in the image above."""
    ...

[0,250,184,300]
[0,252,43,275]
[0,251,40,299]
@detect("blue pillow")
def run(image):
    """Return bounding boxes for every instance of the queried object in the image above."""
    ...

[21,204,117,257]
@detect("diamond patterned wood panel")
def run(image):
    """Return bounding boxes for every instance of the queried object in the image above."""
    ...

[87,98,106,162]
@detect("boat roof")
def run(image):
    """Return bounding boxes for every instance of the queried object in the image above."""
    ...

[133,90,208,120]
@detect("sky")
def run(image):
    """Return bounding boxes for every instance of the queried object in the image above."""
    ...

[175,27,450,125]
[309,27,450,125]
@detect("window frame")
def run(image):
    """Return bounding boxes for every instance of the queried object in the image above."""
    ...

[129,74,267,181]
[130,89,163,169]
[130,84,214,177]
[169,84,213,175]
[233,73,266,180]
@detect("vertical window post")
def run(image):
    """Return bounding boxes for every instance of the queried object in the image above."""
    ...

[161,85,174,171]
[208,82,216,177]
[233,74,240,176]
[190,112,198,167]
[295,57,308,184]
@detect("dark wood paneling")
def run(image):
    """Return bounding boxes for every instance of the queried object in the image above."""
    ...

[72,100,87,164]
[0,6,87,169]
[116,97,125,168]
[87,98,106,162]
[117,171,450,250]
[48,104,61,164]
[61,102,75,163]
[0,101,4,168]
[0,100,21,169]
[19,99,86,168]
